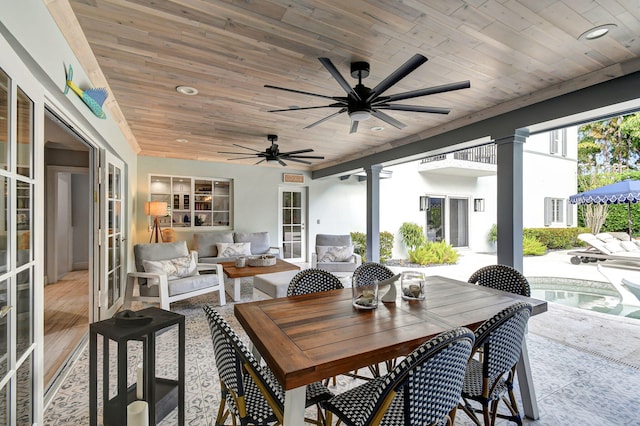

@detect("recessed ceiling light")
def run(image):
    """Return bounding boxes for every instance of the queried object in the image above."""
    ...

[176,85,198,96]
[578,24,616,41]
[175,138,189,143]
[371,126,384,131]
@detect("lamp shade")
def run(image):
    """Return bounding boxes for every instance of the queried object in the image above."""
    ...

[145,201,167,217]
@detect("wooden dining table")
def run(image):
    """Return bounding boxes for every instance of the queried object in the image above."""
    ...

[234,275,548,424]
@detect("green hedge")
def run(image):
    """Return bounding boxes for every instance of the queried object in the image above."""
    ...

[523,227,590,249]
[350,231,394,262]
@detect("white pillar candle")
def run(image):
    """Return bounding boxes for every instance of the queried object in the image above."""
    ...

[136,363,144,400]
[127,400,149,426]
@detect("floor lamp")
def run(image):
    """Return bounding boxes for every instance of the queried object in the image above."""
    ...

[145,201,168,243]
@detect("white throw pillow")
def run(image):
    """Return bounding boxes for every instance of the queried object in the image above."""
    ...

[143,255,198,285]
[316,245,354,262]
[216,242,252,257]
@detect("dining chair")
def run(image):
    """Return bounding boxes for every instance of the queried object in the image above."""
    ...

[467,264,531,297]
[321,327,475,426]
[351,262,397,379]
[203,304,333,426]
[458,301,533,426]
[287,268,344,296]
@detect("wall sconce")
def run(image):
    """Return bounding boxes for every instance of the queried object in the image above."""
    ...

[474,198,485,212]
[145,201,168,243]
[419,196,429,211]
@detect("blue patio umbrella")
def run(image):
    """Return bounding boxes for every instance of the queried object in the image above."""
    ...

[569,178,640,236]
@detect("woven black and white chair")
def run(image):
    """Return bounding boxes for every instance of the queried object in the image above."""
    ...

[203,304,333,425]
[458,301,533,426]
[468,264,531,297]
[352,262,395,287]
[287,268,344,296]
[321,326,474,426]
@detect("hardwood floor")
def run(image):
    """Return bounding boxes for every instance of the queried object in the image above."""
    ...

[44,270,89,388]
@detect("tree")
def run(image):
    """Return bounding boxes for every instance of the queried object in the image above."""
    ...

[578,113,640,169]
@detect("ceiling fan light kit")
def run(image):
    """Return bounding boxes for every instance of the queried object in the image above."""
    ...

[219,135,324,167]
[265,53,470,134]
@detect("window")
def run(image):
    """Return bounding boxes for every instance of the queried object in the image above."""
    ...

[549,129,568,156]
[544,197,564,226]
[149,174,233,228]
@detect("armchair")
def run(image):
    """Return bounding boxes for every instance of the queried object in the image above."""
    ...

[311,234,362,273]
[125,241,225,310]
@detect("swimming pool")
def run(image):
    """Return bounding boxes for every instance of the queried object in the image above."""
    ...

[529,277,640,320]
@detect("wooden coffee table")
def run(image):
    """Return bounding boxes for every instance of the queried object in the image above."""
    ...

[219,259,300,301]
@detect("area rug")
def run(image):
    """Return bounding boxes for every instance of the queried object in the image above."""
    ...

[44,280,640,425]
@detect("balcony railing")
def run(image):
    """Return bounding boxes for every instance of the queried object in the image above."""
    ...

[421,144,496,165]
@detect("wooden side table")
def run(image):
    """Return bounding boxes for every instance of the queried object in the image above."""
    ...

[89,307,185,425]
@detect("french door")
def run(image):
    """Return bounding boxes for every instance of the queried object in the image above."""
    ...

[279,187,306,262]
[98,151,126,319]
[0,38,42,425]
[449,198,469,247]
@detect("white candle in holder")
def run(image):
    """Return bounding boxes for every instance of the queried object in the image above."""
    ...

[127,400,149,426]
[136,363,143,400]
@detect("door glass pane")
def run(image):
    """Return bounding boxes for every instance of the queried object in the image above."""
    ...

[16,182,31,267]
[0,383,6,424]
[0,176,6,271]
[283,192,291,208]
[292,191,301,208]
[426,198,444,242]
[449,198,469,247]
[112,200,121,233]
[16,87,32,178]
[16,353,32,424]
[0,279,7,378]
[16,266,32,359]
[0,69,7,170]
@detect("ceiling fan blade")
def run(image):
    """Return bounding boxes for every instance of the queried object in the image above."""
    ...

[371,110,407,129]
[264,84,338,101]
[367,54,428,102]
[219,151,256,155]
[279,148,314,155]
[225,156,260,160]
[255,159,266,165]
[350,120,358,134]
[376,104,451,114]
[376,80,471,103]
[318,57,361,101]
[267,103,346,113]
[286,158,312,165]
[277,159,287,167]
[285,154,325,159]
[304,108,347,129]
[232,143,262,152]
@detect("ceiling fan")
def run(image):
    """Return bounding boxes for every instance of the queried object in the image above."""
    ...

[219,135,324,167]
[265,54,470,134]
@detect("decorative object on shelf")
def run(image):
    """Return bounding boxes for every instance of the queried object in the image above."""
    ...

[401,271,426,300]
[145,201,168,243]
[247,254,277,267]
[379,273,401,303]
[63,64,108,119]
[352,281,378,310]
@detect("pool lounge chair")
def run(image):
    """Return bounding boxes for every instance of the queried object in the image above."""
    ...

[568,233,640,265]
[597,265,640,317]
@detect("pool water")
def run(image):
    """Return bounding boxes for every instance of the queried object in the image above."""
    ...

[529,277,640,320]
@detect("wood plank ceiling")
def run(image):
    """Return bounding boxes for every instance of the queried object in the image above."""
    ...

[49,0,640,170]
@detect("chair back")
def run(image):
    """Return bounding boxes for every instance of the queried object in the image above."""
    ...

[203,305,284,423]
[134,241,190,287]
[287,268,344,296]
[352,262,394,287]
[473,302,532,391]
[468,264,531,296]
[383,327,474,424]
[315,234,352,247]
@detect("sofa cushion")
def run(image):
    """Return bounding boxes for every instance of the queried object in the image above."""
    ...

[134,241,190,273]
[216,242,252,257]
[235,231,270,255]
[143,255,198,285]
[316,234,352,247]
[139,273,218,297]
[317,245,354,262]
[193,232,234,257]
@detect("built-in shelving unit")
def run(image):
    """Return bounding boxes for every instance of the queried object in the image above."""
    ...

[149,174,232,229]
